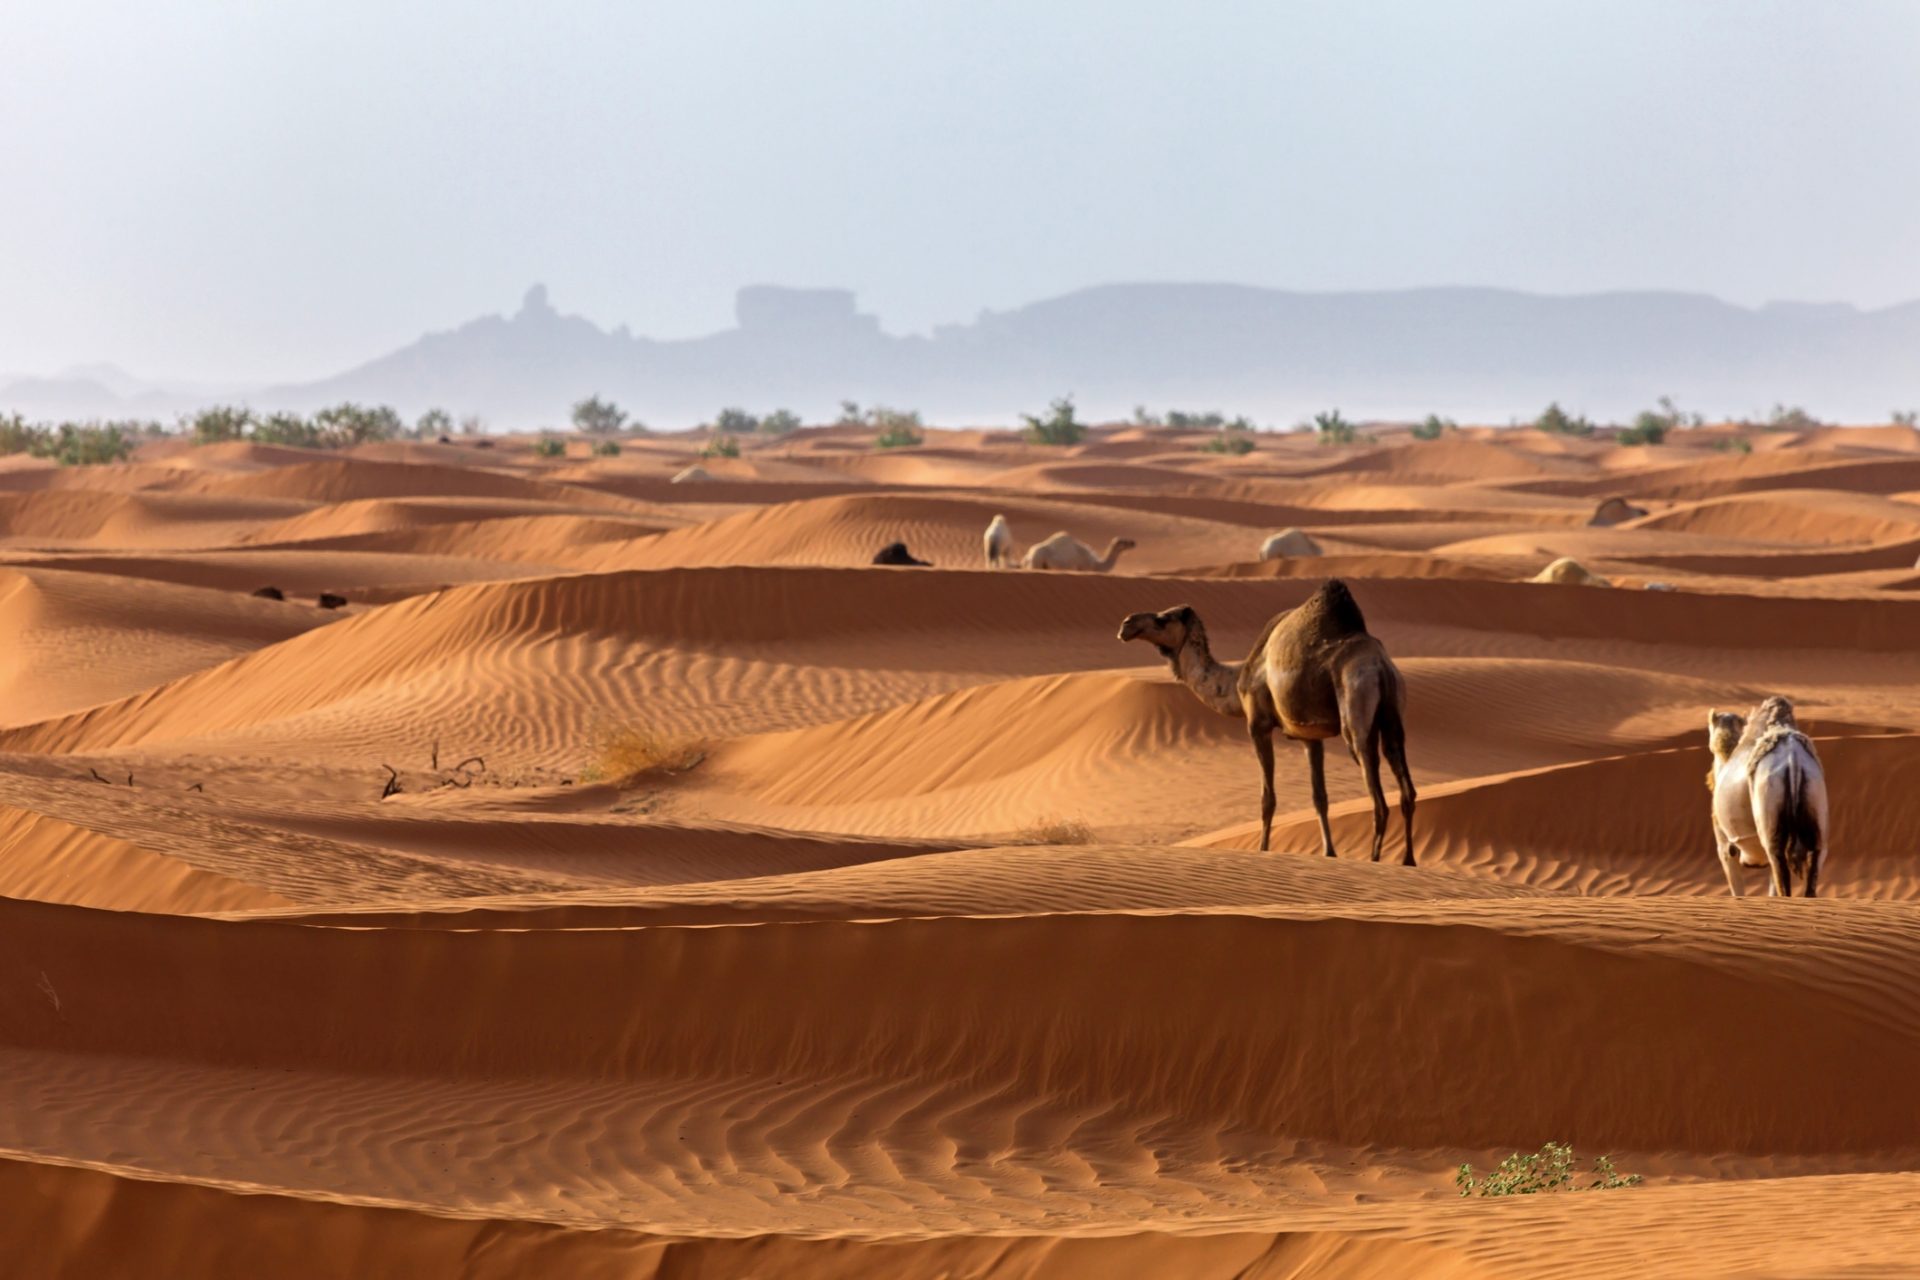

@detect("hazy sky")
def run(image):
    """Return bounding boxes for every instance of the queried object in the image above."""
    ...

[4,0,1918,382]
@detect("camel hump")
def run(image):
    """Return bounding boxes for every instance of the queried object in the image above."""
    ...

[1312,578,1369,635]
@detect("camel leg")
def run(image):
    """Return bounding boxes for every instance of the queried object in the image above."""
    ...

[1250,720,1277,852]
[1382,718,1417,867]
[1304,739,1334,857]
[1360,729,1388,862]
[1713,821,1743,898]
[1804,839,1823,898]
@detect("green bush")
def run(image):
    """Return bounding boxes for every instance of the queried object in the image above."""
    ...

[1200,419,1257,454]
[1895,409,1918,428]
[1535,402,1595,437]
[1022,396,1086,446]
[188,405,255,445]
[1166,409,1227,430]
[1715,437,1754,455]
[458,415,487,437]
[251,412,322,448]
[416,407,453,439]
[592,438,622,457]
[1766,403,1819,431]
[1456,1142,1641,1197]
[1618,411,1669,446]
[36,422,136,466]
[1410,413,1455,441]
[0,413,40,455]
[713,407,759,435]
[572,395,627,434]
[312,403,402,446]
[1313,409,1357,445]
[836,400,863,427]
[759,408,802,435]
[868,407,924,448]
[701,433,742,459]
[532,435,567,458]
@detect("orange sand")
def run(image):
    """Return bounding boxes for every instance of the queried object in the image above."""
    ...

[2,423,1919,1277]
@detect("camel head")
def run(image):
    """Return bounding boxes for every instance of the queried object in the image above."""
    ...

[1707,708,1746,762]
[1749,695,1797,732]
[1118,604,1198,658]
[1110,538,1138,553]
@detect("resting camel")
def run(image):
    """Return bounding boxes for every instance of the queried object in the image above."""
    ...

[1025,532,1135,572]
[1529,556,1610,586]
[1260,528,1321,560]
[1588,496,1648,527]
[1119,579,1416,862]
[872,541,931,566]
[985,514,1014,568]
[1707,696,1829,897]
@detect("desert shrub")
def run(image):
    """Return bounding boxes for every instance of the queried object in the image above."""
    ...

[1456,1143,1641,1197]
[458,414,487,436]
[415,407,453,439]
[1893,409,1918,428]
[1200,419,1257,454]
[1618,411,1669,447]
[869,406,924,448]
[1766,403,1820,431]
[836,400,863,426]
[1166,409,1228,430]
[30,422,136,466]
[1022,396,1086,446]
[714,407,759,435]
[1410,413,1455,441]
[1313,409,1357,445]
[251,412,322,448]
[0,413,41,455]
[582,724,706,782]
[572,395,626,434]
[532,435,566,458]
[312,402,402,446]
[1132,405,1164,427]
[187,405,255,445]
[1016,816,1094,845]
[758,408,801,435]
[592,438,622,457]
[1715,437,1754,454]
[1535,402,1594,437]
[701,433,741,458]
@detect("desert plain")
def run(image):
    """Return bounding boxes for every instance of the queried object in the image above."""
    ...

[3,420,1920,1277]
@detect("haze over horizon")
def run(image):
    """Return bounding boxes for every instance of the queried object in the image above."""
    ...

[6,0,1919,384]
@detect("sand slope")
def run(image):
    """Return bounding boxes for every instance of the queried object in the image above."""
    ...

[4,427,1920,1276]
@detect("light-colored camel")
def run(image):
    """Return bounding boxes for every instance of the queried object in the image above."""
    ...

[1118,579,1416,862]
[1588,496,1648,527]
[1024,532,1135,572]
[1529,556,1610,586]
[1260,528,1321,560]
[985,514,1014,568]
[1708,696,1829,897]
[670,465,711,484]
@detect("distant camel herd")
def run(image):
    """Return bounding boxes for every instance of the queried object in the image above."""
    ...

[868,511,1833,897]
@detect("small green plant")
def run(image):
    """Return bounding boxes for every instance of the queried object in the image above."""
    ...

[1200,419,1257,454]
[1410,413,1455,441]
[1715,437,1754,455]
[713,407,759,435]
[758,408,801,435]
[310,402,403,447]
[1166,409,1227,430]
[1131,405,1164,427]
[187,405,255,445]
[1535,402,1595,437]
[701,433,742,459]
[0,413,42,455]
[836,400,863,426]
[1766,403,1819,431]
[1313,409,1357,445]
[32,422,137,466]
[1455,1142,1642,1197]
[1893,409,1918,428]
[592,438,622,457]
[1618,411,1669,447]
[873,416,924,448]
[415,407,453,439]
[572,395,627,434]
[532,435,567,458]
[1022,396,1086,446]
[251,411,322,448]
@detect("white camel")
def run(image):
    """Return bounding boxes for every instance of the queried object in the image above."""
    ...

[1023,532,1136,572]
[1707,696,1830,897]
[1260,528,1322,560]
[985,514,1014,568]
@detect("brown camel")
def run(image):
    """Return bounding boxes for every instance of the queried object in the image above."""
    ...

[1118,579,1416,862]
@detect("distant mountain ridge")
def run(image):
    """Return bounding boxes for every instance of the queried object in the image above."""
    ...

[9,282,1919,427]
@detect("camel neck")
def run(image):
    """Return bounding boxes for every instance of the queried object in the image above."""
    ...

[1173,621,1245,717]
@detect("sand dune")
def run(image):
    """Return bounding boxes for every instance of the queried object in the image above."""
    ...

[4,426,1920,1275]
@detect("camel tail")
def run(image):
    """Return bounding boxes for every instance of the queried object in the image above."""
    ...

[1376,660,1418,866]
[1767,754,1824,891]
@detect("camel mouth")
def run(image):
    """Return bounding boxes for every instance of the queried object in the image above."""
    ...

[1117,614,1151,642]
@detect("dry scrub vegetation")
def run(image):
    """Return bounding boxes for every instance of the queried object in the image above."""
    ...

[582,725,707,783]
